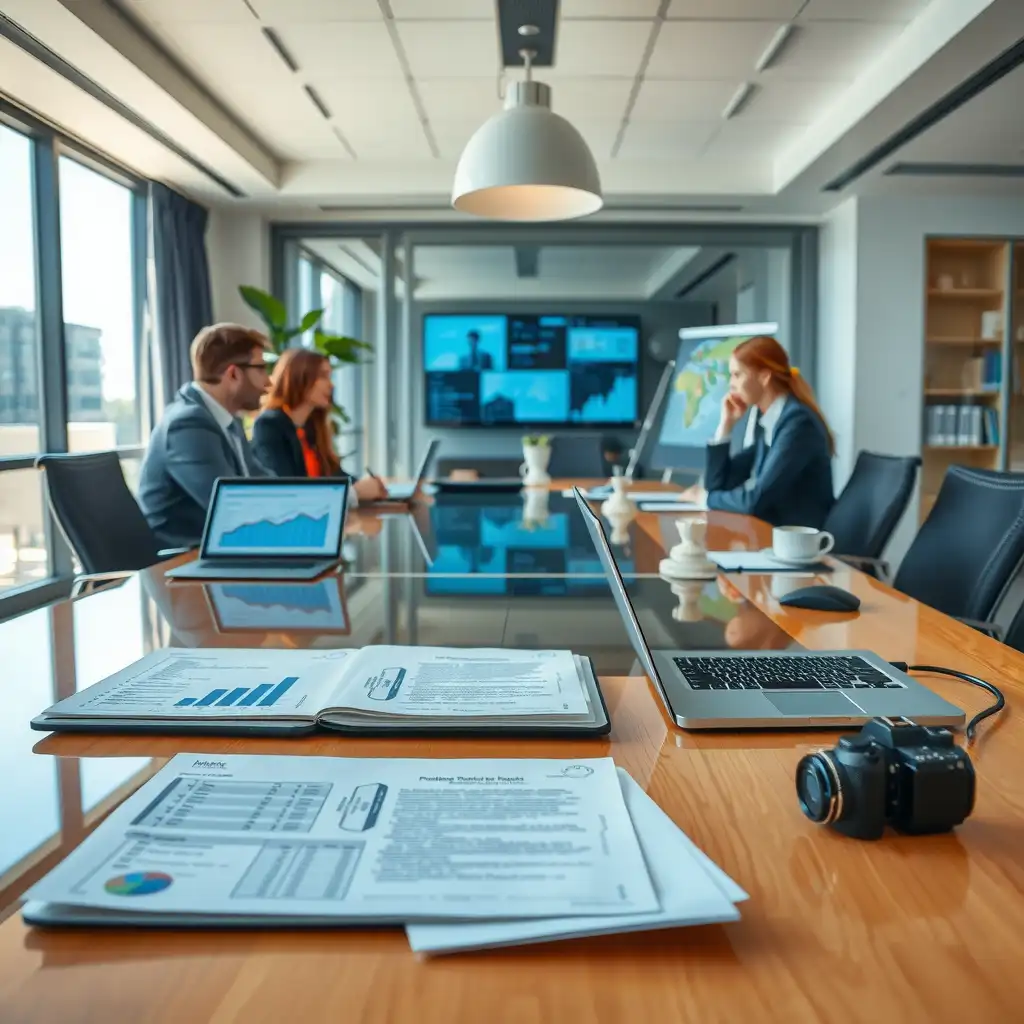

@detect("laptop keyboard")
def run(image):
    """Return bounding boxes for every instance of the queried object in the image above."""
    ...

[672,655,905,692]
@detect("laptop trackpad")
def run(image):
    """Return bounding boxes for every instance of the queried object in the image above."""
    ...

[765,692,860,717]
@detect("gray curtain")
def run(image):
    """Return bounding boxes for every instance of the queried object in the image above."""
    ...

[150,182,213,405]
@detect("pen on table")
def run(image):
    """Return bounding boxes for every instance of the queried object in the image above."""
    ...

[365,466,386,488]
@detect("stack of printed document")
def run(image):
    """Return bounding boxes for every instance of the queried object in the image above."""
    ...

[32,646,609,737]
[22,754,746,946]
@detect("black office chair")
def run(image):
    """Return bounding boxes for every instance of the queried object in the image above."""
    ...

[548,435,606,478]
[824,452,921,576]
[36,452,186,595]
[891,466,1024,622]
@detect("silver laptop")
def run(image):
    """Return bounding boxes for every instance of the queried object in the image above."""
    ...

[572,488,964,730]
[166,477,349,581]
[374,440,439,503]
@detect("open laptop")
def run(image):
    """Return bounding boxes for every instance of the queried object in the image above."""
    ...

[165,478,349,581]
[370,440,439,504]
[572,487,965,730]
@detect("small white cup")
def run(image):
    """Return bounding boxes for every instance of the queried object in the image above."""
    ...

[772,525,834,564]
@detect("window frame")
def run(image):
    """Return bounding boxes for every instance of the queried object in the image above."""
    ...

[0,97,149,617]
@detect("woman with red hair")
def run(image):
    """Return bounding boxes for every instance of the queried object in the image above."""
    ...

[682,336,835,527]
[252,348,386,503]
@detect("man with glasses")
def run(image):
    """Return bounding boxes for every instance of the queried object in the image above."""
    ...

[139,323,274,549]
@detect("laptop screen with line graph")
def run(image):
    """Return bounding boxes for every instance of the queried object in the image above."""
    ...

[202,479,348,559]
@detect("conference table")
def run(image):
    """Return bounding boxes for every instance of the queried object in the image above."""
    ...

[1,481,1023,1023]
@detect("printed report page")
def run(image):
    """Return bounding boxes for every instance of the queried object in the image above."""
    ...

[42,649,351,721]
[329,646,590,718]
[27,754,659,921]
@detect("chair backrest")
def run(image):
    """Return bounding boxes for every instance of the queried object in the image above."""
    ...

[548,435,606,478]
[36,452,162,574]
[824,451,922,560]
[893,466,1024,620]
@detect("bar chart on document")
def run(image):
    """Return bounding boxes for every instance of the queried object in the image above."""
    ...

[71,650,343,716]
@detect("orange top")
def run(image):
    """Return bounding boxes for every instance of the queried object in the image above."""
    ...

[295,425,322,478]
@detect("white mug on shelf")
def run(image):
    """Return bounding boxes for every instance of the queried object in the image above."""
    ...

[772,526,834,564]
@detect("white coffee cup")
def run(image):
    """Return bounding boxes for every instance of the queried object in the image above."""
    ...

[772,525,834,564]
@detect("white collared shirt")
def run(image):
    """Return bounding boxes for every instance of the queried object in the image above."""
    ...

[758,394,788,447]
[191,382,249,476]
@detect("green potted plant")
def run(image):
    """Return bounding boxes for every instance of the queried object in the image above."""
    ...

[238,286,372,425]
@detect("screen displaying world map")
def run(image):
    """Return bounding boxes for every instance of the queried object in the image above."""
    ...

[659,333,754,447]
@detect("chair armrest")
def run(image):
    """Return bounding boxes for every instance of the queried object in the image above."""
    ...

[71,572,134,598]
[836,554,891,582]
[157,546,195,559]
[956,617,1004,641]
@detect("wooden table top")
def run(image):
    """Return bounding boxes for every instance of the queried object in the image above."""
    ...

[2,490,1023,1023]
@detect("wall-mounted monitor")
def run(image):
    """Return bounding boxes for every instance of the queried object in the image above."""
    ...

[423,313,640,428]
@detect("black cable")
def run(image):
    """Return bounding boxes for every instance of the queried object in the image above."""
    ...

[889,662,1006,742]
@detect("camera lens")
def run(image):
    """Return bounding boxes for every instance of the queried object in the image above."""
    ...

[796,752,842,824]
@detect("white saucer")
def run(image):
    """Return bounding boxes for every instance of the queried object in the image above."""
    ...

[659,557,718,580]
[759,547,819,567]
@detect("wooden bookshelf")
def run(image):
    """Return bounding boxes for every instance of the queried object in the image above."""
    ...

[1012,241,1024,471]
[922,238,1007,521]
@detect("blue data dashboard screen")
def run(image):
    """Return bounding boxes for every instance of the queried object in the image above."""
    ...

[424,314,640,427]
[424,499,634,597]
[205,482,347,557]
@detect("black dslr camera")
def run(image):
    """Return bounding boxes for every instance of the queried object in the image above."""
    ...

[795,717,975,840]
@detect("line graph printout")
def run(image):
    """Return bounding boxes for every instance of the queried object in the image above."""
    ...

[205,483,347,557]
[49,649,350,720]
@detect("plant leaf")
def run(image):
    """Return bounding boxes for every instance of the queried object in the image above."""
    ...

[314,331,373,363]
[299,308,325,333]
[238,286,287,330]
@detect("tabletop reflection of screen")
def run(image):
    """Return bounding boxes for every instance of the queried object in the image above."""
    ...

[207,580,348,632]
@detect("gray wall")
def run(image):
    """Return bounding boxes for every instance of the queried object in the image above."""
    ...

[398,299,715,470]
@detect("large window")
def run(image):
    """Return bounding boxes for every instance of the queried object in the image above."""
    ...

[59,157,140,449]
[0,105,147,616]
[320,269,366,476]
[0,124,42,455]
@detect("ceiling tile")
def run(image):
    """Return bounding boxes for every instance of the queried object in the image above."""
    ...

[548,78,634,122]
[315,78,421,125]
[561,0,661,14]
[631,79,741,121]
[704,118,804,156]
[397,21,500,77]
[646,21,781,79]
[248,0,381,21]
[800,0,933,21]
[616,120,719,159]
[741,79,840,122]
[390,0,491,17]
[418,78,502,123]
[115,0,254,23]
[344,114,433,160]
[761,20,904,80]
[554,20,652,77]
[665,0,802,17]
[279,22,404,77]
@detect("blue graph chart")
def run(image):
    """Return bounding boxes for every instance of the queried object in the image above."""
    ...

[175,676,298,708]
[219,584,334,614]
[219,513,329,550]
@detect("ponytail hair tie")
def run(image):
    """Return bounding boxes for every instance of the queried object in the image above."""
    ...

[790,366,800,379]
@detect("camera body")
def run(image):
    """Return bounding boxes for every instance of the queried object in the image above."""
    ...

[796,717,975,840]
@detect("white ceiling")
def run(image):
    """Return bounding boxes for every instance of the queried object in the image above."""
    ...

[303,240,702,299]
[0,0,1020,211]
[112,0,927,171]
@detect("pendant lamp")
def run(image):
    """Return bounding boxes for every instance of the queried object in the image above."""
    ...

[451,47,603,222]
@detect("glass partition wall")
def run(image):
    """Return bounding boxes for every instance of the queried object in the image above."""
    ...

[272,225,816,484]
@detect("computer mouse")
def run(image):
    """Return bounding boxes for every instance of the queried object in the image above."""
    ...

[778,585,861,613]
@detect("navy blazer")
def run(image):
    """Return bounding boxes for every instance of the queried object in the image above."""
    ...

[704,399,834,528]
[251,408,307,477]
[138,384,270,549]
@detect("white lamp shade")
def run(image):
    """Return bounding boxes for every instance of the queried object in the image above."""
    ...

[452,82,603,222]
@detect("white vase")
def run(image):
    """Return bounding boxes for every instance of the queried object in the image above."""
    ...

[659,516,716,580]
[520,444,552,486]
[522,487,550,525]
[601,474,635,518]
